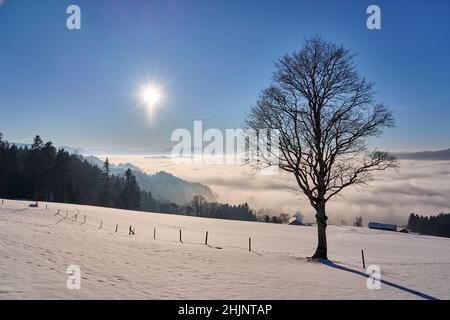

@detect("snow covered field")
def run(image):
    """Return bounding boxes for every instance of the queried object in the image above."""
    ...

[1,200,449,300]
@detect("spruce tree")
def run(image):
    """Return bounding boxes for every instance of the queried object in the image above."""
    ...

[122,169,141,210]
[101,158,112,207]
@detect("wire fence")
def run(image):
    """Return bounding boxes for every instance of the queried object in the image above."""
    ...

[6,199,446,271]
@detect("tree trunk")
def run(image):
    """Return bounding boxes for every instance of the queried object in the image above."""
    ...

[311,201,328,260]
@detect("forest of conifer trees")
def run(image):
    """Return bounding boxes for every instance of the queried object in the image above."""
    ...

[0,133,256,222]
[407,213,450,238]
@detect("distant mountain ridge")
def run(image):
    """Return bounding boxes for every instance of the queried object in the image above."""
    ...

[83,156,216,205]
[396,148,450,161]
[8,143,172,156]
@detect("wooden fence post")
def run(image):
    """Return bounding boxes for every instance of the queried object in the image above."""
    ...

[153,227,156,240]
[83,214,86,223]
[179,229,182,243]
[361,249,366,269]
[205,231,208,245]
[249,237,252,252]
[99,220,102,229]
[115,224,118,233]
[1,199,3,205]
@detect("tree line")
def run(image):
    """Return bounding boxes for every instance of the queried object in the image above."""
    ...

[0,134,142,210]
[150,195,256,221]
[0,133,256,222]
[407,213,450,238]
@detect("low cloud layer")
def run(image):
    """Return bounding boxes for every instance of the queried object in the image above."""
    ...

[105,155,450,226]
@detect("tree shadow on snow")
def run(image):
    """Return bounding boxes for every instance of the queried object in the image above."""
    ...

[206,244,223,250]
[320,259,438,300]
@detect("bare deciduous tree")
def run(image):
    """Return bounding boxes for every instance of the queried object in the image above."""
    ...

[245,36,398,259]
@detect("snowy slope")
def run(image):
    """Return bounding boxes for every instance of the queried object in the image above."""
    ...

[1,200,449,299]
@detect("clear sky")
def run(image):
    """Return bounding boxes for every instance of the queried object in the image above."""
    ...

[1,0,449,151]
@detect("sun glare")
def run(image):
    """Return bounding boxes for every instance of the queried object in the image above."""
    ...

[137,82,166,118]
[141,86,161,107]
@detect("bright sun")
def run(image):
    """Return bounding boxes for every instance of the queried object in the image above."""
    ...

[136,82,166,119]
[141,86,162,107]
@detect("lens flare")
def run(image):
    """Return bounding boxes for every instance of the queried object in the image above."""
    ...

[136,82,166,119]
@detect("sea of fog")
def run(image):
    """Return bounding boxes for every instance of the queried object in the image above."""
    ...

[99,155,450,226]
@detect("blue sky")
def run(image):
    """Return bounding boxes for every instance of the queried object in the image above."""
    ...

[0,0,449,151]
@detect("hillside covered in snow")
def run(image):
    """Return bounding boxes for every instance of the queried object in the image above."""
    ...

[1,200,449,299]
